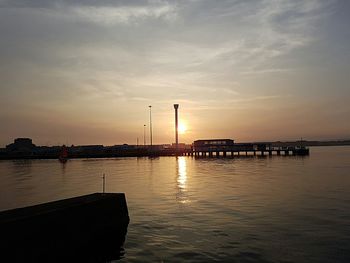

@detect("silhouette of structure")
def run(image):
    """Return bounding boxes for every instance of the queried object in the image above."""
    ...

[0,137,311,159]
[6,138,36,152]
[0,193,129,262]
[193,139,309,157]
[174,104,179,153]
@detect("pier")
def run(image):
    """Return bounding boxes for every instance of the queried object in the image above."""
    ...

[145,142,309,157]
[189,139,309,157]
[191,146,309,157]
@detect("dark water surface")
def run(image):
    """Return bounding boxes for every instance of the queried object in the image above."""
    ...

[1,146,350,262]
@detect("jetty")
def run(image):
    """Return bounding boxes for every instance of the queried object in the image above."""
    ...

[0,193,129,262]
[189,139,309,157]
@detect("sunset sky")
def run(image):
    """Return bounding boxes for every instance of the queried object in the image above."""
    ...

[1,0,350,146]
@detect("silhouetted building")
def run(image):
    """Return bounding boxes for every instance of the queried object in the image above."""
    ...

[6,138,36,152]
[193,139,234,152]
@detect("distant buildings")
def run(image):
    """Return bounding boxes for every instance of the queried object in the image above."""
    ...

[6,138,36,153]
[1,138,193,159]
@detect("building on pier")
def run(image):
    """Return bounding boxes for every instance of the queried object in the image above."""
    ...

[194,139,234,151]
[193,139,308,157]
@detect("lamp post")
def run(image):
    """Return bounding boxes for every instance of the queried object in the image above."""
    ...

[143,124,146,146]
[149,105,153,147]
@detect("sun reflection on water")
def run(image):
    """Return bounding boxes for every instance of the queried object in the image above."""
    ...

[177,157,187,189]
[176,157,190,204]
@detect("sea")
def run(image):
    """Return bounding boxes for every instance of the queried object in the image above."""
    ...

[0,146,349,263]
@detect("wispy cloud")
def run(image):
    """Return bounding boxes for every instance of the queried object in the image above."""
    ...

[0,0,178,25]
[1,0,348,144]
[70,4,178,25]
[240,68,297,75]
[240,0,334,68]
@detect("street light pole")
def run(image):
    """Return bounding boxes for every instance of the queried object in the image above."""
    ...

[149,105,153,147]
[143,124,146,146]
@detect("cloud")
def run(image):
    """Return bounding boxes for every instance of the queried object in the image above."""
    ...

[70,4,178,25]
[240,68,297,75]
[0,0,178,25]
[1,0,347,145]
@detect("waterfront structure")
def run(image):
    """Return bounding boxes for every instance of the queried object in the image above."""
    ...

[174,104,179,152]
[6,138,36,152]
[193,139,309,157]
[194,139,234,149]
[0,138,309,159]
[0,193,129,261]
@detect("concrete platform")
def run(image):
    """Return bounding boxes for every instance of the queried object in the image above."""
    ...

[0,193,129,262]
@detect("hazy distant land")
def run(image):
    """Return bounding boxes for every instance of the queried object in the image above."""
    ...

[271,140,350,147]
[0,138,349,160]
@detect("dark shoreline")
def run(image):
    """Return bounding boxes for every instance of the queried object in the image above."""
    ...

[1,140,349,160]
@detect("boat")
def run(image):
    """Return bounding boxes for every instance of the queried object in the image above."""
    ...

[59,145,68,163]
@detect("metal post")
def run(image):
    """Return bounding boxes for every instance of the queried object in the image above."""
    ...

[143,124,146,146]
[102,173,105,193]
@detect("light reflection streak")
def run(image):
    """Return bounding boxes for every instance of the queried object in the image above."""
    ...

[177,157,187,189]
[176,157,190,204]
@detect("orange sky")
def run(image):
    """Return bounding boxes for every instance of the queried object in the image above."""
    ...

[1,0,350,146]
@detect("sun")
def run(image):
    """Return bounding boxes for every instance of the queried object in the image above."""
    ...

[178,123,187,134]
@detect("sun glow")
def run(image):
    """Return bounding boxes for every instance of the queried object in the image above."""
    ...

[178,123,187,134]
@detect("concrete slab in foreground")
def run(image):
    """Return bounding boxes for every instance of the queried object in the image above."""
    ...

[0,193,130,262]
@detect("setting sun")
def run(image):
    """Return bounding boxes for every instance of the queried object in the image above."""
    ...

[178,123,187,134]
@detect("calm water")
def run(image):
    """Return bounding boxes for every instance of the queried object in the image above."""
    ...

[1,146,350,262]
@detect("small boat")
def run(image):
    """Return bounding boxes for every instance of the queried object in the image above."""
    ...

[59,145,68,163]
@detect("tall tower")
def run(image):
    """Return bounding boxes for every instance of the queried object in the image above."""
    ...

[174,104,179,152]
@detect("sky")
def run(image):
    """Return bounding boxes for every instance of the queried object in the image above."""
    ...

[1,0,350,146]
